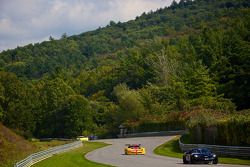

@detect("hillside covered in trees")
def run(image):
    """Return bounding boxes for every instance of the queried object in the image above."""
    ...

[0,0,249,145]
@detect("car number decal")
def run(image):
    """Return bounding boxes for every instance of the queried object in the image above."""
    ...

[186,155,191,161]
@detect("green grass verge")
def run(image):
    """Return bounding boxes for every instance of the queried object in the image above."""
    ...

[154,136,183,159]
[219,157,250,166]
[154,136,250,166]
[32,142,113,167]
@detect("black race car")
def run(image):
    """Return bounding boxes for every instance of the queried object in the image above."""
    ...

[183,148,218,164]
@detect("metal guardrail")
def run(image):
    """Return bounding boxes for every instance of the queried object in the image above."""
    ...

[39,138,75,141]
[118,130,187,138]
[14,141,83,167]
[179,139,250,157]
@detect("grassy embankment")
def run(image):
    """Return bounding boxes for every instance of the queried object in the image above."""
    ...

[0,123,110,167]
[33,142,112,167]
[0,124,70,167]
[154,135,250,165]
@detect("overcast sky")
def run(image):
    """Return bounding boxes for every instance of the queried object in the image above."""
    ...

[0,0,173,52]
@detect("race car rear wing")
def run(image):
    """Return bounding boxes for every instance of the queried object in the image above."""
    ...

[125,144,141,147]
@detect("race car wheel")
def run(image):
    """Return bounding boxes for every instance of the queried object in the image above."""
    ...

[212,159,218,164]
[190,157,194,164]
[183,157,188,164]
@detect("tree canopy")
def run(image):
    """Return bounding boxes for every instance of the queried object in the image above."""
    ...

[0,0,249,139]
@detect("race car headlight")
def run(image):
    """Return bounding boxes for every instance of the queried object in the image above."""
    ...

[194,155,198,158]
[213,154,216,157]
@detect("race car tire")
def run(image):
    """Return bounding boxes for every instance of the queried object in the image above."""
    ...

[213,159,218,164]
[190,157,194,164]
[183,157,188,164]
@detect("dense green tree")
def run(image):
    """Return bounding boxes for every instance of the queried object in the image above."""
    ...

[113,84,145,122]
[0,72,37,136]
[0,83,4,121]
[61,33,68,39]
[185,62,216,99]
[0,0,249,139]
[54,95,94,138]
[35,78,76,137]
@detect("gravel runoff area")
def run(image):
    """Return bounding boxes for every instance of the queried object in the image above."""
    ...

[86,136,249,167]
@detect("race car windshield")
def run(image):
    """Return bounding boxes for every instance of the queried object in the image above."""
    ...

[199,149,211,154]
[130,146,140,148]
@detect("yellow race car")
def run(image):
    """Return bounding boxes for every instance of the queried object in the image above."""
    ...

[124,144,146,155]
[76,136,89,141]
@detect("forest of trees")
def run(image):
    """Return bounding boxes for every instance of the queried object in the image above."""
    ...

[0,0,249,145]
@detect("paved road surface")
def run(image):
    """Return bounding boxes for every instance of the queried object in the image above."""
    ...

[86,136,249,167]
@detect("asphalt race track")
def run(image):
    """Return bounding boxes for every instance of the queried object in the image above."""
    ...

[85,136,249,167]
